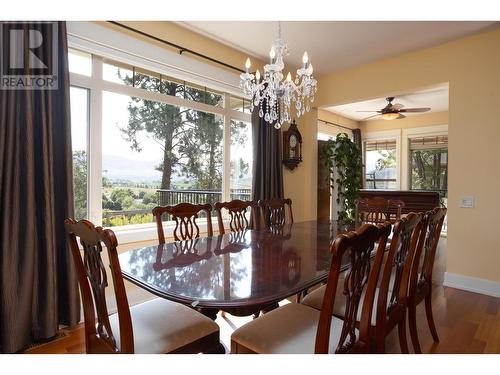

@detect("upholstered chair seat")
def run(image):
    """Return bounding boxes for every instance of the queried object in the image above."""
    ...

[302,285,384,326]
[231,303,358,354]
[109,298,219,354]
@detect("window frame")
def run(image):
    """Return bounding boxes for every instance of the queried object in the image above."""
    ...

[401,125,448,189]
[362,129,401,190]
[68,47,251,242]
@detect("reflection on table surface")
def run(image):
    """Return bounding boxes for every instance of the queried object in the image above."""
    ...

[119,220,353,308]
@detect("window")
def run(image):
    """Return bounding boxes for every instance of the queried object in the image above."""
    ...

[364,139,397,189]
[103,58,134,85]
[102,58,224,107]
[229,95,252,114]
[230,120,252,200]
[409,135,448,205]
[317,132,333,141]
[70,86,89,220]
[68,49,92,76]
[69,50,252,229]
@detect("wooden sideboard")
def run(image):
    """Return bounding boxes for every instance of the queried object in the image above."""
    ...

[359,190,440,214]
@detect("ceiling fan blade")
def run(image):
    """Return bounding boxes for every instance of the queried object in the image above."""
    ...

[397,114,406,119]
[356,110,381,112]
[399,107,431,113]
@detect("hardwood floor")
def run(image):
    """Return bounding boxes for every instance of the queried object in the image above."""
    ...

[25,238,500,354]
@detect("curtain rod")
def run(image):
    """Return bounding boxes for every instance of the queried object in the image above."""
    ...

[318,118,356,131]
[107,21,246,74]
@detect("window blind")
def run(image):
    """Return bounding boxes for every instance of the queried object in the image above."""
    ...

[364,139,397,152]
[409,135,448,150]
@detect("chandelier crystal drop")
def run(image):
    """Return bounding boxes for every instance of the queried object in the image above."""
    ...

[239,22,317,129]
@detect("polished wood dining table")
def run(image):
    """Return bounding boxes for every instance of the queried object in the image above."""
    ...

[119,220,354,319]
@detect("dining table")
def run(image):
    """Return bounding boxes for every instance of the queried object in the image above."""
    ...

[119,220,355,319]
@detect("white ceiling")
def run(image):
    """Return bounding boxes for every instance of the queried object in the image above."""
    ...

[324,85,449,121]
[179,21,498,74]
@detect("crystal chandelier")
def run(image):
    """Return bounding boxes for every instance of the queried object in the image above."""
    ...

[240,22,317,129]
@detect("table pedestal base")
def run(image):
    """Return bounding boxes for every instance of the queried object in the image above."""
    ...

[197,302,280,321]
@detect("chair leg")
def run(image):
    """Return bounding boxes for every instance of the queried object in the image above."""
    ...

[424,295,439,342]
[375,336,385,354]
[206,343,226,354]
[398,316,409,354]
[296,289,308,303]
[230,340,238,354]
[261,302,279,314]
[408,304,422,354]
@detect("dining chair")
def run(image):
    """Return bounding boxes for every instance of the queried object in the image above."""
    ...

[214,199,258,234]
[301,212,422,353]
[152,202,213,244]
[64,218,223,354]
[407,207,447,353]
[230,222,392,354]
[355,197,404,227]
[258,198,293,228]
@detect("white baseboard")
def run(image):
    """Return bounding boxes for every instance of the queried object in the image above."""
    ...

[443,272,500,298]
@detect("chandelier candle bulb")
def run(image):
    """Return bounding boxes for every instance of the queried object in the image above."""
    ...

[302,51,308,67]
[245,58,251,73]
[270,47,276,63]
[256,69,261,82]
[286,72,292,81]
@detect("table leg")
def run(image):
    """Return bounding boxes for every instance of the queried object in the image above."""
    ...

[198,307,219,320]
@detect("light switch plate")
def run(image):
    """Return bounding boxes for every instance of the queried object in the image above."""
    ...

[459,196,474,208]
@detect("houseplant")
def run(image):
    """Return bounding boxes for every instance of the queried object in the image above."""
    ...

[320,132,362,224]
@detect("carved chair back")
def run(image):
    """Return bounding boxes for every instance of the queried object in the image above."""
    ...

[153,237,213,270]
[258,198,293,228]
[214,200,258,235]
[376,212,422,332]
[214,229,251,256]
[355,197,404,226]
[409,207,447,301]
[152,203,213,243]
[64,219,133,353]
[315,222,392,354]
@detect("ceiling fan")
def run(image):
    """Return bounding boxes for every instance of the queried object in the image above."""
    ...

[357,96,431,120]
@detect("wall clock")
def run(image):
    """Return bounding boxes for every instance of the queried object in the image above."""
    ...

[282,119,303,170]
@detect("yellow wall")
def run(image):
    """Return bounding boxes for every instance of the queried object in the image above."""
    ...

[360,111,448,132]
[312,28,500,283]
[283,109,319,223]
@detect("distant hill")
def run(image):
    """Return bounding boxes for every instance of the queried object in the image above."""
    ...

[102,154,162,182]
[102,154,252,186]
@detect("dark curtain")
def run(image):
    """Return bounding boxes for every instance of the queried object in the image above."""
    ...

[0,22,80,353]
[352,128,364,190]
[251,106,284,228]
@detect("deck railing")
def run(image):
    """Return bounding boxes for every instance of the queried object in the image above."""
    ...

[157,188,252,207]
[103,188,252,225]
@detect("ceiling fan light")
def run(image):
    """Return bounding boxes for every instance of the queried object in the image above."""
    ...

[382,112,400,120]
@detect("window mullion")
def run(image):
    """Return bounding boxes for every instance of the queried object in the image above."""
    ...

[222,93,231,202]
[88,55,103,225]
